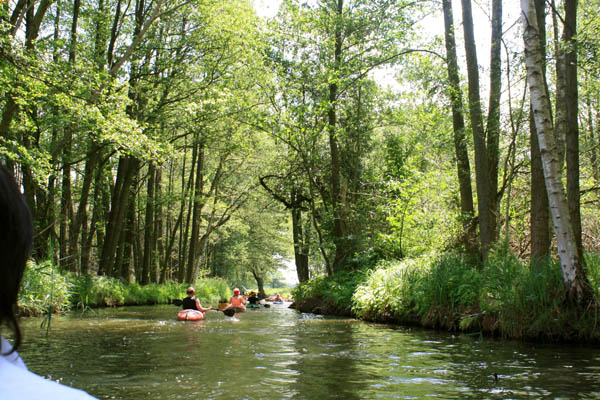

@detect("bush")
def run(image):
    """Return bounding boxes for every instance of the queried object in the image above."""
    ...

[586,253,600,298]
[353,258,426,322]
[18,259,232,314]
[293,270,368,315]
[353,252,480,327]
[19,260,71,316]
[413,252,481,323]
[191,278,231,305]
[353,249,600,341]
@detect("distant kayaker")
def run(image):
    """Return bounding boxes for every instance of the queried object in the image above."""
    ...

[247,291,259,305]
[182,287,212,313]
[225,288,246,312]
[268,293,284,302]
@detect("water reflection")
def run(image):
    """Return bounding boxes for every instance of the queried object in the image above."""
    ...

[14,304,600,399]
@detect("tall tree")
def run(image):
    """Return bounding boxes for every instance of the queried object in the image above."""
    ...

[563,0,584,257]
[442,0,476,253]
[521,0,592,303]
[530,0,551,261]
[460,0,503,259]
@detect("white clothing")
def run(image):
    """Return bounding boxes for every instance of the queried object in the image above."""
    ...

[0,336,96,400]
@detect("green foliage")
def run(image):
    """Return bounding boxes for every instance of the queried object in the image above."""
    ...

[478,249,565,338]
[191,278,231,306]
[71,276,229,308]
[18,261,231,314]
[585,253,600,298]
[413,253,481,317]
[292,270,367,312]
[352,250,600,341]
[352,258,427,322]
[19,260,71,316]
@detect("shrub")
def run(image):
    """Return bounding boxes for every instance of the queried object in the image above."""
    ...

[293,270,368,314]
[192,278,230,305]
[353,258,426,322]
[19,260,71,316]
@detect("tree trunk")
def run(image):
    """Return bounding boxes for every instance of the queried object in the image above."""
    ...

[521,0,592,303]
[98,156,139,275]
[486,0,502,228]
[186,140,205,283]
[563,0,583,257]
[252,270,266,299]
[460,0,496,259]
[69,145,97,272]
[154,167,163,283]
[69,0,81,63]
[530,112,551,261]
[141,163,156,284]
[552,0,567,168]
[588,96,600,184]
[179,143,197,282]
[329,0,347,272]
[292,204,309,283]
[59,141,73,270]
[530,0,550,262]
[442,0,476,253]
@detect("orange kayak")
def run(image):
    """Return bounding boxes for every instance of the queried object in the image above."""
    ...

[177,309,204,321]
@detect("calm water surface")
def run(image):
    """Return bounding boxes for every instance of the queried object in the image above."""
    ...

[16,303,600,399]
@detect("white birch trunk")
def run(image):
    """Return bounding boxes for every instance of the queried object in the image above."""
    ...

[521,0,589,302]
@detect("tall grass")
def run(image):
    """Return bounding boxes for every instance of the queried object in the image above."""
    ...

[292,270,367,314]
[19,260,71,316]
[353,250,600,341]
[18,260,231,315]
[352,259,426,323]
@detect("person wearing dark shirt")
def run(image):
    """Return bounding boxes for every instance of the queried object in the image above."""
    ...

[247,292,259,305]
[182,287,211,312]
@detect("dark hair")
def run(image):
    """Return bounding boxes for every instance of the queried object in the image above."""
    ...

[0,165,33,354]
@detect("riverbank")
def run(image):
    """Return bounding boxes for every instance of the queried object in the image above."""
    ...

[18,260,230,316]
[292,250,600,343]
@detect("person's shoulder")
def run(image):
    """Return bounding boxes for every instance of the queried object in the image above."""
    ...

[0,354,97,400]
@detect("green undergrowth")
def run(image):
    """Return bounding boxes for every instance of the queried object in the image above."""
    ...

[352,249,600,342]
[18,260,231,316]
[292,270,368,315]
[293,250,600,342]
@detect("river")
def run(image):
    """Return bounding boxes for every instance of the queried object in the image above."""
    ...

[16,303,600,399]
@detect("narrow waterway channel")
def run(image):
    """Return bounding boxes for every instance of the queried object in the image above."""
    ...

[16,303,600,399]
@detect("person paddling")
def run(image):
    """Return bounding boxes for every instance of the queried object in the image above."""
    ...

[225,288,246,312]
[182,287,211,313]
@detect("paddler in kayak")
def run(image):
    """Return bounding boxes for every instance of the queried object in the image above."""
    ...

[225,288,246,312]
[182,287,212,313]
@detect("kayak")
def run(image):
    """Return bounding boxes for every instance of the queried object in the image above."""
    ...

[247,303,261,308]
[177,309,205,321]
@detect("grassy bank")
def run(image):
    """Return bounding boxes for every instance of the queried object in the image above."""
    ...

[18,260,231,316]
[293,250,600,342]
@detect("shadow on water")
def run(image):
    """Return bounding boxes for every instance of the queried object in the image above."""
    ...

[14,304,600,399]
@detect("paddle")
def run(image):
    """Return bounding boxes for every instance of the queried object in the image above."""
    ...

[172,299,236,317]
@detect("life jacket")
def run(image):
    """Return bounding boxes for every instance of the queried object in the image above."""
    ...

[230,295,245,308]
[182,297,198,310]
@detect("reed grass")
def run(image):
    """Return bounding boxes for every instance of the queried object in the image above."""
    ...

[18,260,231,316]
[353,250,600,342]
